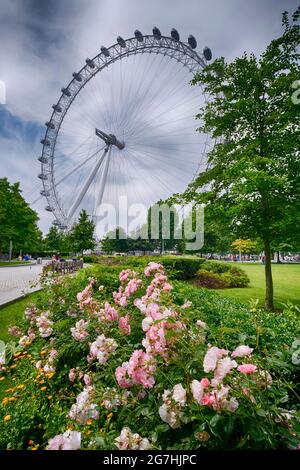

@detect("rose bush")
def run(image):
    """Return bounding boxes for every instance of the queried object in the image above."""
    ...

[0,262,299,450]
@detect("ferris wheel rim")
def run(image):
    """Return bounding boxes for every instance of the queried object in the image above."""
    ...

[38,31,211,229]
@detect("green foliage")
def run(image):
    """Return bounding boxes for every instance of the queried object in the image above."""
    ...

[0,178,42,253]
[43,225,69,253]
[194,269,227,289]
[195,260,250,288]
[68,210,96,255]
[87,255,205,280]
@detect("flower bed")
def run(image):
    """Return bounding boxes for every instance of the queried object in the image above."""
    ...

[0,262,299,450]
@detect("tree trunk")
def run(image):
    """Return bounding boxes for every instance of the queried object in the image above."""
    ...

[264,239,274,310]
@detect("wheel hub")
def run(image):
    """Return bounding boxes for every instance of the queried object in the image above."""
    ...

[95,127,125,150]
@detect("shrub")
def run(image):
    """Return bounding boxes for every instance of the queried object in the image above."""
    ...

[221,269,250,288]
[194,269,228,289]
[0,262,299,450]
[197,261,250,288]
[88,256,206,280]
[201,260,231,274]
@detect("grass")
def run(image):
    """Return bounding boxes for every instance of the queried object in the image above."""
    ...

[218,262,300,309]
[0,260,32,266]
[0,293,40,400]
[0,292,39,342]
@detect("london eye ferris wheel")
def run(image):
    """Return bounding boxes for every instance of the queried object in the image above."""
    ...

[38,27,214,232]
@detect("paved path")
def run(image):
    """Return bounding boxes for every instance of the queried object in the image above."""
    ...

[0,263,44,306]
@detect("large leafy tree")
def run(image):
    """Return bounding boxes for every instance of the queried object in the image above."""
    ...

[69,210,96,255]
[0,178,42,254]
[177,9,300,310]
[101,227,129,254]
[43,225,69,253]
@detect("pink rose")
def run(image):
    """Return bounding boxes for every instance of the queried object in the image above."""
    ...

[231,345,253,358]
[238,364,257,374]
[203,346,229,373]
[119,315,131,336]
[200,378,210,388]
[191,380,204,404]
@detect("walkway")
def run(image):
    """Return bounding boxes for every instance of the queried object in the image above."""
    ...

[0,263,44,306]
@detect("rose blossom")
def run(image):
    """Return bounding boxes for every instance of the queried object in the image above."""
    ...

[119,315,131,335]
[191,380,204,404]
[172,384,186,405]
[231,345,253,358]
[237,364,257,374]
[47,430,81,450]
[203,346,229,373]
[70,319,89,342]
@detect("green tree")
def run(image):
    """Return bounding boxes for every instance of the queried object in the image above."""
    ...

[69,210,96,255]
[178,8,300,310]
[101,227,129,253]
[231,239,259,260]
[0,178,42,254]
[43,225,69,253]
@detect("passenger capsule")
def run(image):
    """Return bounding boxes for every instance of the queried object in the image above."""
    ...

[40,138,50,146]
[52,104,62,112]
[171,28,180,41]
[134,30,143,42]
[85,58,95,68]
[38,173,48,180]
[188,35,197,49]
[153,26,161,40]
[40,189,49,197]
[45,121,55,129]
[38,156,48,163]
[117,36,126,48]
[45,206,53,212]
[101,46,110,57]
[61,87,71,96]
[72,72,82,82]
[203,47,212,61]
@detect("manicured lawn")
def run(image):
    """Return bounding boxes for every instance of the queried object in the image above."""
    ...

[0,292,39,342]
[218,262,300,308]
[0,260,32,266]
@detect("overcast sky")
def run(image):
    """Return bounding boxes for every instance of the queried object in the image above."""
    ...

[0,0,298,234]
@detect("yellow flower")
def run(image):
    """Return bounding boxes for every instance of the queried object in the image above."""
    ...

[2,398,9,405]
[17,384,25,389]
[8,397,17,402]
[86,430,93,435]
[0,377,5,381]
[47,372,55,379]
[14,352,22,357]
[12,378,16,381]
[40,350,47,356]
[28,440,34,445]
[5,388,14,393]
[32,395,36,399]
[86,419,93,426]
[107,412,113,419]
[4,415,11,422]
[31,447,38,451]
[40,386,47,391]
[10,364,16,369]
[47,395,52,400]
[39,380,45,385]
